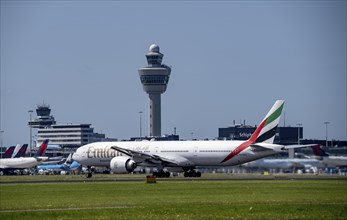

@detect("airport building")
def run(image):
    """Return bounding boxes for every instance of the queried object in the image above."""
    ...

[219,124,303,145]
[219,124,347,157]
[28,104,56,128]
[36,124,116,149]
[28,104,116,153]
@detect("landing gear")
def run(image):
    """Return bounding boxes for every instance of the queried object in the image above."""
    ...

[153,170,170,178]
[183,169,201,178]
[85,166,94,178]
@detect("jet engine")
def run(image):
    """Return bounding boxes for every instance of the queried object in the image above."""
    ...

[110,156,137,173]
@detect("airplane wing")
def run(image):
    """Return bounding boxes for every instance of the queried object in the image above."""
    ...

[110,146,193,167]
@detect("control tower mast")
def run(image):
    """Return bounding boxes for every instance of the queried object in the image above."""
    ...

[138,44,171,137]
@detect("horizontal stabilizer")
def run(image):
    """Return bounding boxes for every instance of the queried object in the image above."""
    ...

[282,144,318,149]
[250,143,283,152]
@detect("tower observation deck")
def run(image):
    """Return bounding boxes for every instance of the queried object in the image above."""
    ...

[28,104,56,128]
[138,44,171,137]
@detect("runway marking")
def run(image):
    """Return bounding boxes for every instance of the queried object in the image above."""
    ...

[0,206,133,213]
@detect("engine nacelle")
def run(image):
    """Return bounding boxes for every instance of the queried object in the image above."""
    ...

[110,156,137,173]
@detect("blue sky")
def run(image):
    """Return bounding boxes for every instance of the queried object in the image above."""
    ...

[1,1,346,146]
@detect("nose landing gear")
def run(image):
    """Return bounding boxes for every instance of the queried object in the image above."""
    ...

[85,166,95,178]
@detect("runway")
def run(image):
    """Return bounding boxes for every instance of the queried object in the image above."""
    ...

[1,173,346,184]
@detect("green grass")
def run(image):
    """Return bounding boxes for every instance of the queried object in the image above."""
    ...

[0,173,345,182]
[0,179,346,219]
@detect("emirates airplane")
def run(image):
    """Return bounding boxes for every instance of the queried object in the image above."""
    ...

[73,100,314,178]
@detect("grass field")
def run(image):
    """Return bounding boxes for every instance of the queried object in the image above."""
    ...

[0,176,346,219]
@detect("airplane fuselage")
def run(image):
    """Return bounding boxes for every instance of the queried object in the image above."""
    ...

[0,157,41,169]
[72,100,290,177]
[245,158,325,169]
[37,164,68,171]
[73,140,281,169]
[321,156,347,167]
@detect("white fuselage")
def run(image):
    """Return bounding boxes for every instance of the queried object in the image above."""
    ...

[72,140,282,169]
[0,157,42,169]
[245,158,326,169]
[321,156,347,167]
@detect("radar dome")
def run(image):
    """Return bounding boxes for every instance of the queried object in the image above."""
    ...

[149,44,160,53]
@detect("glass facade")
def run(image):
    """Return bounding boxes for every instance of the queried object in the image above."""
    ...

[140,75,169,85]
[218,126,303,144]
[36,124,116,149]
[146,55,162,65]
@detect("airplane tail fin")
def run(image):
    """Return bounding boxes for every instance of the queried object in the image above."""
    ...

[35,139,49,157]
[311,144,329,157]
[249,100,284,144]
[65,153,73,164]
[11,144,22,158]
[221,100,284,163]
[2,146,15,158]
[13,144,28,158]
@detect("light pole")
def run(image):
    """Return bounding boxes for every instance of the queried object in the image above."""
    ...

[139,111,143,139]
[0,130,4,158]
[28,110,33,157]
[324,121,330,148]
[296,123,302,145]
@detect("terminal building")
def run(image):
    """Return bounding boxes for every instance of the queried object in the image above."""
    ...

[219,124,303,145]
[28,104,117,154]
[219,124,347,157]
[36,124,116,149]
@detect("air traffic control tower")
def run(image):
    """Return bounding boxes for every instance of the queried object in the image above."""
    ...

[138,44,171,137]
[28,104,56,128]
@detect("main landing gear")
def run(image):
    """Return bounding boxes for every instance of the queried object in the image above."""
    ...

[153,170,170,178]
[152,168,202,178]
[184,169,201,177]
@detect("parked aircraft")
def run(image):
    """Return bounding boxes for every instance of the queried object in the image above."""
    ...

[2,144,28,158]
[37,154,81,174]
[12,144,23,158]
[244,158,325,171]
[12,144,28,158]
[73,100,315,178]
[311,145,347,167]
[0,140,49,175]
[69,161,82,172]
[2,146,16,158]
